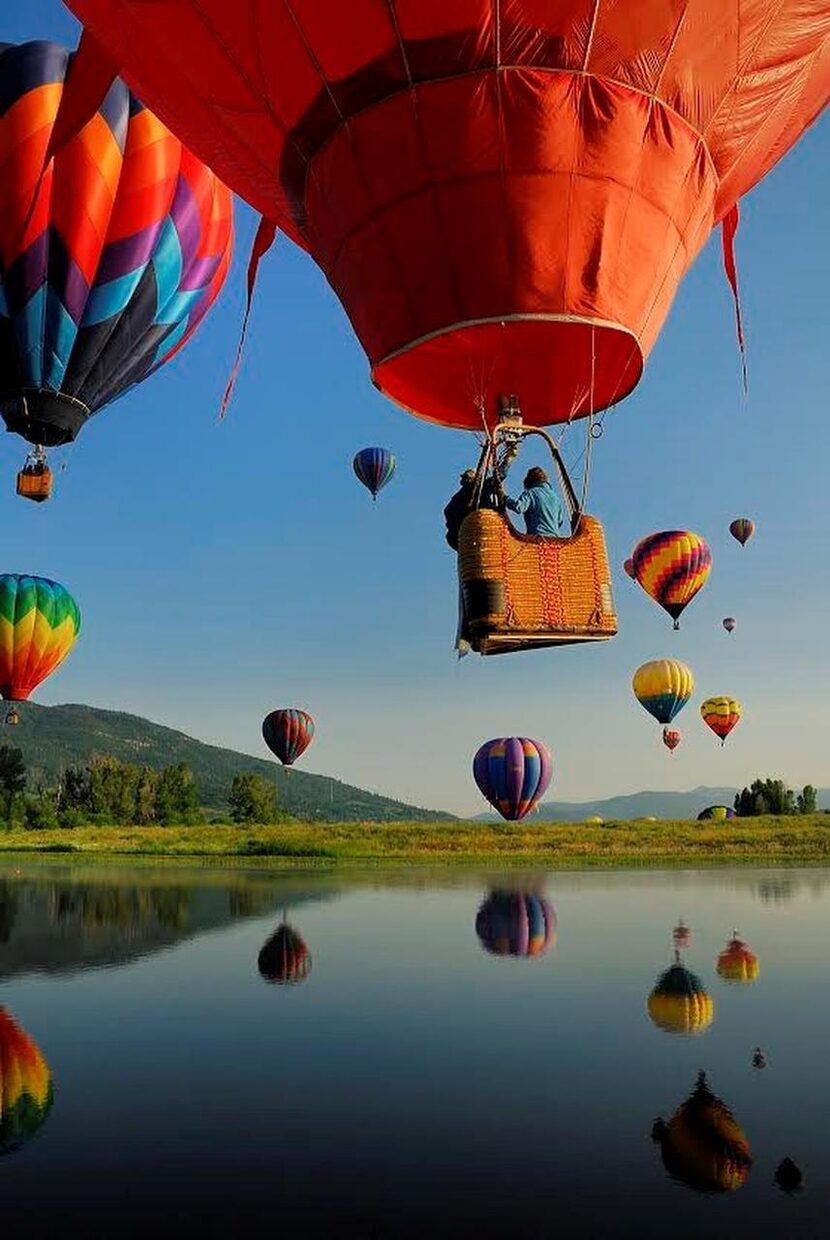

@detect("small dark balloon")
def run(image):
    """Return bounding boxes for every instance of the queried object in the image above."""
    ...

[729,518,755,547]
[775,1158,804,1194]
[723,617,736,634]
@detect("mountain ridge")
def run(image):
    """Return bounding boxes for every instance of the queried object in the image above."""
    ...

[6,702,453,822]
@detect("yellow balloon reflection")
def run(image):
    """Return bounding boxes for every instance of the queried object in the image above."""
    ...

[647,954,713,1035]
[653,1072,751,1193]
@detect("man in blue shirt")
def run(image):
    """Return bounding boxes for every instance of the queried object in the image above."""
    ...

[506,467,565,536]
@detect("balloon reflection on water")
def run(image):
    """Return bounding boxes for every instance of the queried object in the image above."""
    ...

[475,891,556,959]
[0,1007,53,1156]
[258,921,312,986]
[647,954,713,1035]
[652,1072,751,1194]
[716,933,760,984]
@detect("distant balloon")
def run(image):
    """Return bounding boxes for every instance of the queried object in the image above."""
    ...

[353,447,396,500]
[473,737,552,822]
[623,558,636,580]
[631,531,711,629]
[662,727,681,754]
[729,519,755,547]
[475,891,556,958]
[700,696,742,746]
[697,805,736,822]
[262,709,315,767]
[0,1008,53,1156]
[723,617,736,634]
[258,921,312,985]
[586,815,604,826]
[0,575,80,702]
[672,921,691,950]
[632,660,694,726]
[717,933,759,983]
[653,1073,751,1193]
[647,958,713,1035]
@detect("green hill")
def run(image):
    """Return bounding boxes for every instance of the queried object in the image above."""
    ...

[7,703,452,823]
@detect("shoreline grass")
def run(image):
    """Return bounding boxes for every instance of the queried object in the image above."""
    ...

[0,815,828,868]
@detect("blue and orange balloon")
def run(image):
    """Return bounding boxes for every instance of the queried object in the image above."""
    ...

[0,40,232,451]
[0,574,80,702]
[353,447,396,500]
[262,709,315,767]
[473,737,552,822]
[631,531,712,629]
[475,891,556,958]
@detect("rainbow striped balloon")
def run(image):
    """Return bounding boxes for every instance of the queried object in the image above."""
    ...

[0,575,80,702]
[352,447,396,500]
[700,696,742,745]
[262,709,315,767]
[0,1008,53,1156]
[632,660,694,726]
[631,531,712,629]
[473,736,552,821]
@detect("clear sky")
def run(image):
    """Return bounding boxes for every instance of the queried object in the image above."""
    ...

[4,5,829,815]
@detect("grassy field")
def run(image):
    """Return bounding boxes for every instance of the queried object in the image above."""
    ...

[0,815,829,867]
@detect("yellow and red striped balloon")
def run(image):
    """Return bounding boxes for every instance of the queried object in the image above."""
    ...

[0,575,81,702]
[631,531,712,629]
[701,696,742,746]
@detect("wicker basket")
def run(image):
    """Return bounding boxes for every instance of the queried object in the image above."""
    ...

[16,467,52,502]
[458,509,617,654]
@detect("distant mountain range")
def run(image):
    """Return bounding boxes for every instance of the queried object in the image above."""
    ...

[6,703,452,822]
[478,786,830,822]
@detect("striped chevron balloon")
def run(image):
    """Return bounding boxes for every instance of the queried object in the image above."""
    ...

[700,696,742,746]
[0,574,80,701]
[0,41,233,448]
[473,737,552,822]
[353,447,396,500]
[631,531,711,629]
[632,659,694,726]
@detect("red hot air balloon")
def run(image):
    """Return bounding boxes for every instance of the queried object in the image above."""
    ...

[473,737,552,822]
[262,709,315,767]
[58,5,830,431]
[662,727,682,754]
[672,921,692,950]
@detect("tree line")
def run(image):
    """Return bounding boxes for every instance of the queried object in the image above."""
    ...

[734,778,819,817]
[0,746,286,829]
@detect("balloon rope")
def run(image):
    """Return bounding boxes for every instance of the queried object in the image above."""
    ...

[219,216,277,420]
[721,204,748,394]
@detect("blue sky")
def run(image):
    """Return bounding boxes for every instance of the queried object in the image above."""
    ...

[4,5,829,814]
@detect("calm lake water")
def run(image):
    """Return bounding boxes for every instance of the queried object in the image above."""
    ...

[0,862,828,1238]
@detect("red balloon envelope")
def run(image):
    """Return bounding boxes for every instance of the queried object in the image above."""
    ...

[61,4,830,429]
[473,737,552,822]
[258,922,312,985]
[262,709,315,767]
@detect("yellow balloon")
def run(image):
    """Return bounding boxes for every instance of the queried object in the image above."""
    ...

[632,659,694,726]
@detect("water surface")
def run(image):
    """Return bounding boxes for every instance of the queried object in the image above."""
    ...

[1,862,828,1237]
